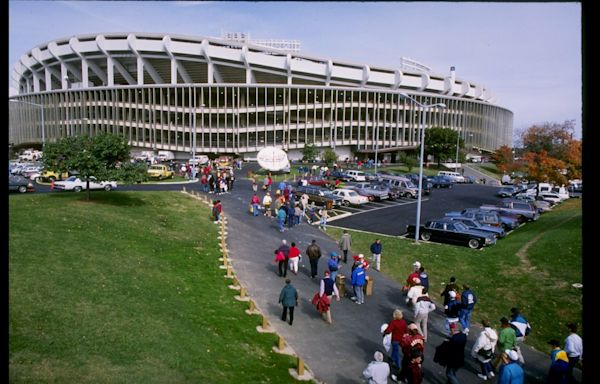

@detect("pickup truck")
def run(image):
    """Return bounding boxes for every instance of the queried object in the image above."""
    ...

[480,199,540,222]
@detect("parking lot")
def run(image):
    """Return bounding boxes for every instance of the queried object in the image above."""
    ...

[328,183,502,236]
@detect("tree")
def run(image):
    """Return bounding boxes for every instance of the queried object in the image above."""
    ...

[424,127,461,167]
[321,148,338,165]
[520,120,581,181]
[43,133,135,200]
[302,144,318,162]
[522,150,568,185]
[398,152,418,172]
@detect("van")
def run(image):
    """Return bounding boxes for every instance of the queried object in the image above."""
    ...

[346,170,367,182]
[437,170,465,183]
[157,150,175,162]
[189,155,209,166]
[379,175,419,198]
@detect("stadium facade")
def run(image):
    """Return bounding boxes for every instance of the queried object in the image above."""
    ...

[9,32,513,161]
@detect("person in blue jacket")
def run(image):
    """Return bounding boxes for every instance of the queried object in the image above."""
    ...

[351,262,366,304]
[498,349,524,384]
[369,238,383,271]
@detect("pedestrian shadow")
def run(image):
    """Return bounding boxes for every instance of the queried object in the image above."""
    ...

[298,296,324,320]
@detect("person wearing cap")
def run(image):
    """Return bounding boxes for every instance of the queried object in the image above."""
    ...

[444,290,461,336]
[262,192,272,217]
[548,348,569,384]
[564,323,582,384]
[446,322,467,384]
[319,270,340,324]
[493,317,517,370]
[362,350,390,384]
[440,276,459,306]
[399,323,425,383]
[338,229,352,263]
[403,262,421,292]
[497,349,524,384]
[351,261,366,304]
[406,277,424,307]
[413,287,436,342]
[327,252,341,282]
[369,238,383,271]
[352,253,370,272]
[471,319,498,380]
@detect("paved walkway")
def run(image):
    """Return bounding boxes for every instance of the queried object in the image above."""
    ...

[189,166,579,384]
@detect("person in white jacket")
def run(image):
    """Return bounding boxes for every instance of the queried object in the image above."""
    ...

[362,351,390,384]
[405,278,424,307]
[471,319,498,380]
[413,287,436,342]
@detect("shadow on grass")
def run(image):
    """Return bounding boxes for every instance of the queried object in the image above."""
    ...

[47,191,147,207]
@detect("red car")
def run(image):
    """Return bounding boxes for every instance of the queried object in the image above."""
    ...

[306,177,332,188]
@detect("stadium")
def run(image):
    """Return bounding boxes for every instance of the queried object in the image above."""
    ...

[9,32,513,161]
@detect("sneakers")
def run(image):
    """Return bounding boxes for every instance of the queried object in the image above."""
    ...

[488,372,495,378]
[464,327,470,335]
[477,374,488,380]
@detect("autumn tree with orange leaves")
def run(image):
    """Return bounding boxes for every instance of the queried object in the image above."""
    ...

[493,120,581,183]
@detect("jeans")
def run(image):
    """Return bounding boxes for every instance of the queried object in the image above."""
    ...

[353,285,364,304]
[309,258,319,278]
[459,308,472,330]
[278,218,285,232]
[278,260,288,277]
[446,366,460,384]
[391,340,401,368]
[372,253,381,270]
[479,361,493,377]
[342,249,348,263]
[252,203,260,216]
[567,355,580,384]
[330,270,337,283]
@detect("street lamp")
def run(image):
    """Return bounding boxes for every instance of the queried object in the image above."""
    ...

[10,99,46,149]
[399,93,446,243]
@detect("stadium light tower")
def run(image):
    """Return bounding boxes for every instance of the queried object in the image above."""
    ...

[192,103,206,180]
[399,93,446,243]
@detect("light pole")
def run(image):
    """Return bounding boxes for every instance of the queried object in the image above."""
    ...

[374,124,379,174]
[399,93,446,243]
[10,99,46,149]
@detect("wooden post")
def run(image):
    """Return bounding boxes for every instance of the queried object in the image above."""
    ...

[262,315,269,329]
[248,300,255,311]
[226,265,232,277]
[278,335,285,350]
[297,358,305,376]
[232,277,239,286]
[240,287,247,298]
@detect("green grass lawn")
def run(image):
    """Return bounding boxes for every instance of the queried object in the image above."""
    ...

[9,192,300,383]
[327,198,582,353]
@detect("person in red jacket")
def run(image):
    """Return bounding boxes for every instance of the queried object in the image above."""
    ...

[399,323,425,383]
[384,309,408,370]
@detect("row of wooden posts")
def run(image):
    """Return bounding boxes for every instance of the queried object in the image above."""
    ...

[182,187,314,382]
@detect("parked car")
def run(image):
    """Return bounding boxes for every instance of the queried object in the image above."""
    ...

[480,199,540,222]
[406,218,497,249]
[328,170,352,182]
[445,208,519,231]
[447,216,506,238]
[378,175,420,199]
[512,194,553,212]
[428,175,454,188]
[293,185,343,207]
[496,186,519,198]
[348,182,390,201]
[330,188,370,206]
[147,164,174,179]
[53,176,117,192]
[9,175,35,193]
[345,170,367,182]
[306,176,332,188]
[567,184,582,198]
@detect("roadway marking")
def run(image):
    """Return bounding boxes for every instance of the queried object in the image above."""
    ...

[338,198,428,217]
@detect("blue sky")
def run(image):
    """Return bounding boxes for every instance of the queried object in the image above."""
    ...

[9,1,582,140]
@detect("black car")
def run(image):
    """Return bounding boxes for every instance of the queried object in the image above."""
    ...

[293,185,343,207]
[9,175,35,193]
[406,218,496,249]
[328,170,352,182]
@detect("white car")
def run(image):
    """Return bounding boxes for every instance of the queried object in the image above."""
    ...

[331,188,370,206]
[53,176,117,192]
